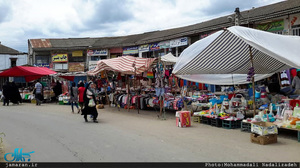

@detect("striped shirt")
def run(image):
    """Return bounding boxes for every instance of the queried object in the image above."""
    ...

[35,82,42,94]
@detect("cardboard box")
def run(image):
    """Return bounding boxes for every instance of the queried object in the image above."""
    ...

[251,122,278,136]
[250,133,277,145]
[176,111,191,128]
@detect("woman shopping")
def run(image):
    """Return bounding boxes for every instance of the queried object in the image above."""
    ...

[81,82,98,123]
[69,82,79,113]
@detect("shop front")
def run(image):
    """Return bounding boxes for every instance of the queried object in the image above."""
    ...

[123,46,139,57]
[169,37,189,57]
[110,47,123,58]
[51,53,68,72]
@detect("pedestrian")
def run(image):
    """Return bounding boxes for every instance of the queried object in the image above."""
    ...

[10,82,22,104]
[53,81,62,102]
[69,82,79,113]
[81,82,98,123]
[34,80,43,105]
[2,81,11,106]
[78,82,85,114]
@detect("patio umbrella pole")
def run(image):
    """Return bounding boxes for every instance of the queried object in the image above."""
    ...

[249,45,256,117]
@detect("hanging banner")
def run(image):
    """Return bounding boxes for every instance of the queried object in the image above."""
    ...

[68,62,85,72]
[139,44,149,52]
[89,61,98,71]
[158,41,170,49]
[87,49,108,56]
[170,37,188,48]
[255,20,284,32]
[72,50,83,57]
[52,54,68,63]
[150,43,160,51]
[123,46,138,55]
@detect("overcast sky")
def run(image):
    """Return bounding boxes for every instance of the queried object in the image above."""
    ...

[0,0,284,52]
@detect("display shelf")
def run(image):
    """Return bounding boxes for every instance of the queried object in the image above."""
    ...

[241,121,251,132]
[222,120,241,129]
[202,116,211,125]
[210,118,222,127]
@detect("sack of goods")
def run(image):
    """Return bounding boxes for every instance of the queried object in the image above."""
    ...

[97,104,104,109]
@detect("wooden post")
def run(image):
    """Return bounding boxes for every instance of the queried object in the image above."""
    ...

[126,75,130,112]
[249,45,256,117]
[104,71,110,107]
[134,67,139,114]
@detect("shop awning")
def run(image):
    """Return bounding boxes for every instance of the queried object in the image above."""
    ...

[161,53,177,65]
[173,26,300,85]
[88,56,156,75]
[0,66,57,82]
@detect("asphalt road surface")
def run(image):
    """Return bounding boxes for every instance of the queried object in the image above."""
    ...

[0,103,299,162]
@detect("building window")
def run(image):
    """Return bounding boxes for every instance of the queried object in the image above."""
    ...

[36,56,49,64]
[54,63,68,70]
[10,58,17,67]
[292,25,300,36]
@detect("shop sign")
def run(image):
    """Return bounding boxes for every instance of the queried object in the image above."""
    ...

[89,61,98,71]
[72,50,83,57]
[158,41,170,49]
[68,62,85,72]
[255,20,284,32]
[52,54,68,63]
[34,63,50,68]
[123,46,139,55]
[150,43,160,51]
[170,37,188,48]
[139,44,149,52]
[87,49,108,56]
[110,48,123,54]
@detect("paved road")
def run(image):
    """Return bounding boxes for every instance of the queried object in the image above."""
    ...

[0,103,299,162]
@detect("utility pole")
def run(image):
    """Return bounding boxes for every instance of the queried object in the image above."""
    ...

[234,7,241,26]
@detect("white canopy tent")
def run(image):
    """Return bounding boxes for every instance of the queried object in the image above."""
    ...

[161,52,178,65]
[173,26,300,85]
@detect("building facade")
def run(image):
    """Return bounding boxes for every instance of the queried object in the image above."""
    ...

[28,0,300,73]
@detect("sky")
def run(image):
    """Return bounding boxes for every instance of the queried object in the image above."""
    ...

[0,0,285,52]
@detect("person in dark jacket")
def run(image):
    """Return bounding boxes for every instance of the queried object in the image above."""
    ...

[81,82,98,123]
[2,81,11,106]
[53,81,62,102]
[10,82,22,104]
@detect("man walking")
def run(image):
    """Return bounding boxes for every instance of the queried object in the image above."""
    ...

[35,80,43,105]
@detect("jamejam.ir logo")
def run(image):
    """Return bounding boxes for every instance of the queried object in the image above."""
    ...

[4,148,35,162]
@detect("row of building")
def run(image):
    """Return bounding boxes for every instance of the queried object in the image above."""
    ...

[1,0,300,74]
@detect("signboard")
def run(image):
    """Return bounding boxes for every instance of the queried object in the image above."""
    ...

[139,44,149,52]
[158,41,170,49]
[72,51,83,57]
[89,61,98,71]
[110,48,123,54]
[68,62,85,72]
[255,20,284,32]
[123,46,138,55]
[170,37,188,48]
[87,49,108,56]
[34,64,50,68]
[52,54,68,63]
[150,43,160,51]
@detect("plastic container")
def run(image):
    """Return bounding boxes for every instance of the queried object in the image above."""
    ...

[293,104,300,117]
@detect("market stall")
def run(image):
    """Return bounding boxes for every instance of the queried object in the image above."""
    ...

[173,26,300,142]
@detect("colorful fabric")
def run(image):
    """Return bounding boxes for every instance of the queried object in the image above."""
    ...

[147,71,154,78]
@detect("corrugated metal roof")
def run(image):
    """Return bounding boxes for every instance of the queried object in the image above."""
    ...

[30,39,52,48]
[29,0,300,50]
[0,43,22,54]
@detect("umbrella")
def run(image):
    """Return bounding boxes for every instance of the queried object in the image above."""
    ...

[173,26,300,115]
[0,66,57,82]
[161,52,178,65]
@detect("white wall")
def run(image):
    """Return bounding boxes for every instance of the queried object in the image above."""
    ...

[0,54,28,70]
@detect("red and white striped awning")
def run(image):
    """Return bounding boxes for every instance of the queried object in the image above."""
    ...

[88,56,156,75]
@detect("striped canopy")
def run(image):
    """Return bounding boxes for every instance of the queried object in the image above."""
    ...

[88,56,156,75]
[173,26,300,85]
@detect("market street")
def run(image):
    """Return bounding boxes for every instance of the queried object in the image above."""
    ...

[0,103,299,162]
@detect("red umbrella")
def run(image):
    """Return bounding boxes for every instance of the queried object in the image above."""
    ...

[0,66,57,82]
